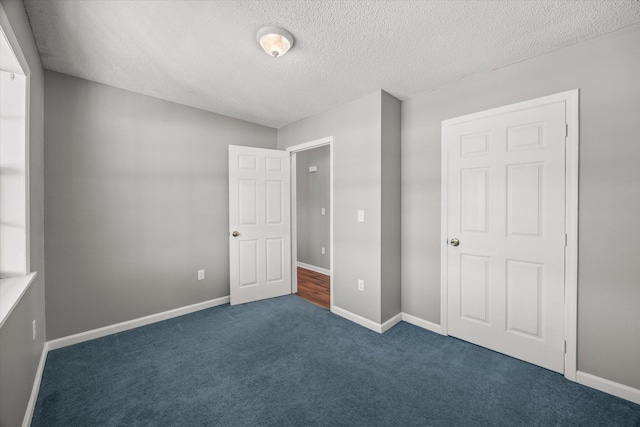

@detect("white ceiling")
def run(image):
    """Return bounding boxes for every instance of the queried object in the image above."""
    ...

[24,0,640,128]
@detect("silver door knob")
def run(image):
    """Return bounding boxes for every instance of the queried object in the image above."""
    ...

[450,238,460,247]
[232,231,239,237]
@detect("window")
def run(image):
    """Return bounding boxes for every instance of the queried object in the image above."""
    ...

[0,68,28,278]
[0,9,34,328]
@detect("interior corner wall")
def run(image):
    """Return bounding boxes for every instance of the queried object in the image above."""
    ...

[401,24,640,390]
[0,0,46,426]
[278,91,384,323]
[296,145,330,270]
[380,91,401,323]
[44,71,277,340]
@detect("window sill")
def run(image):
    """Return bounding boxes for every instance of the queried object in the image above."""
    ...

[0,272,37,329]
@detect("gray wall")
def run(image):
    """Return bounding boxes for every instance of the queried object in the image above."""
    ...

[401,24,640,389]
[279,91,383,322]
[0,0,46,426]
[279,90,401,325]
[296,145,330,270]
[380,92,401,323]
[44,71,277,339]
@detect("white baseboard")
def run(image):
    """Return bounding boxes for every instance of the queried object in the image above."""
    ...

[332,305,387,333]
[331,307,441,335]
[401,312,444,335]
[297,262,331,276]
[381,313,403,333]
[576,371,640,405]
[47,296,230,351]
[22,341,48,427]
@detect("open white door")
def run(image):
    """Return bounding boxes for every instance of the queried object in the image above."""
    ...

[229,145,291,305]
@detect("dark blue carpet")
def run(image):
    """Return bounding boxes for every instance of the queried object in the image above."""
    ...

[32,296,640,426]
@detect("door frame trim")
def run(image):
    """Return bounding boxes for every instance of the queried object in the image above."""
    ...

[440,89,579,381]
[286,136,334,309]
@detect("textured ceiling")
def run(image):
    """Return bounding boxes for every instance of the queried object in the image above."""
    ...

[24,0,640,128]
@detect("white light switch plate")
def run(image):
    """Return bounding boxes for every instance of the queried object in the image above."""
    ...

[198,270,205,280]
[357,210,365,222]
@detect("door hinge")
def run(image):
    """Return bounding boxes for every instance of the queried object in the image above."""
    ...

[565,124,569,138]
[564,340,567,353]
[565,233,568,246]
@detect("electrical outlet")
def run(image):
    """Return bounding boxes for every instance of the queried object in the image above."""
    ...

[321,207,325,216]
[358,279,364,291]
[321,247,325,255]
[32,320,36,340]
[198,270,205,280]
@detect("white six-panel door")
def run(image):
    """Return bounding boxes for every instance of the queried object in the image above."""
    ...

[229,145,291,305]
[445,100,567,373]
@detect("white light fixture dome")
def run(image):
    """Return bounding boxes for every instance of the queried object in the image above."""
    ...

[256,26,294,58]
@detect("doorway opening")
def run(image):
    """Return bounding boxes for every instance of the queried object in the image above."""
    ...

[287,137,333,310]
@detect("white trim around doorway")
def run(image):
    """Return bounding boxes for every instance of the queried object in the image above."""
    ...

[286,136,334,310]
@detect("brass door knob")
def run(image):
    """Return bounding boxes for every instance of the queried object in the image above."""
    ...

[450,238,460,247]
[232,231,239,237]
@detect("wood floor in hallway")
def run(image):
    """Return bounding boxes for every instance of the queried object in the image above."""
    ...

[295,266,330,310]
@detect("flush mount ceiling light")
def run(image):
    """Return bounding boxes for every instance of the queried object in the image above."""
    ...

[256,26,294,58]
